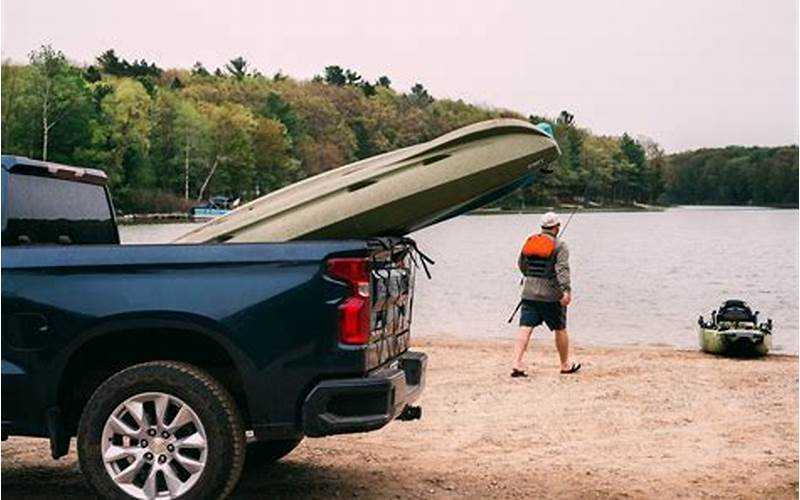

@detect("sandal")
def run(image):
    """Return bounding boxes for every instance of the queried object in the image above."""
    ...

[560,362,581,374]
[510,369,528,378]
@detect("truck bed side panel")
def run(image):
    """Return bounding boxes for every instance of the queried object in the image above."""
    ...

[1,241,370,435]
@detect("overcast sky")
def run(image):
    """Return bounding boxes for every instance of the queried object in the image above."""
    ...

[2,0,797,152]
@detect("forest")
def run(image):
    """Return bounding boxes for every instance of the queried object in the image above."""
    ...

[662,146,797,206]
[1,45,797,213]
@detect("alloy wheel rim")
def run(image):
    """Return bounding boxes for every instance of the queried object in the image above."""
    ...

[101,392,208,499]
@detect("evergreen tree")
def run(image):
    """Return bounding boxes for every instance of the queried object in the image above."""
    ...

[324,65,346,86]
[409,83,433,106]
[191,62,210,76]
[225,57,249,80]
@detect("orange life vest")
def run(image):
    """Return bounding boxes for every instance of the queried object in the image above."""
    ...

[521,233,557,278]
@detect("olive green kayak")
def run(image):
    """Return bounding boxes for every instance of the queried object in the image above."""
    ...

[174,118,559,244]
[697,299,772,356]
[698,326,771,356]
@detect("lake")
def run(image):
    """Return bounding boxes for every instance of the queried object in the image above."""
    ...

[120,207,799,354]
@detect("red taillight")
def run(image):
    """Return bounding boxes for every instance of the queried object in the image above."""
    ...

[327,257,371,345]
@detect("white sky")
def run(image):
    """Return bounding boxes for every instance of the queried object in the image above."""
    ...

[1,0,797,152]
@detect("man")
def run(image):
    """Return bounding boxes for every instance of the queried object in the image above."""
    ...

[511,211,581,376]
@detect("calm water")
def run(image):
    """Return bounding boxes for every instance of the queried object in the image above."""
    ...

[120,207,799,354]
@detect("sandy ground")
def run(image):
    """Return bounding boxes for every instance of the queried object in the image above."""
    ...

[2,338,797,499]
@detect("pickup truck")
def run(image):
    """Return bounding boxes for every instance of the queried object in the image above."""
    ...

[1,155,426,499]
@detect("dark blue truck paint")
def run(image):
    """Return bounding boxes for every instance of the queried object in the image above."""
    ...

[1,155,426,459]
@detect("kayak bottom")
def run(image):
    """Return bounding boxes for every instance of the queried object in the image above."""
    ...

[699,328,771,357]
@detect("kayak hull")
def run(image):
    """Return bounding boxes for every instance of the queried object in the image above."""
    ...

[174,119,559,243]
[698,327,771,356]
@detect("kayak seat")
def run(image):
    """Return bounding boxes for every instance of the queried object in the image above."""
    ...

[717,301,756,323]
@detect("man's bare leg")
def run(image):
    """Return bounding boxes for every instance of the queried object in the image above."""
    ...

[512,326,533,371]
[554,329,571,371]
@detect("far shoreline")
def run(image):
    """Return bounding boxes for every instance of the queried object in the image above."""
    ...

[117,204,798,225]
[469,203,798,215]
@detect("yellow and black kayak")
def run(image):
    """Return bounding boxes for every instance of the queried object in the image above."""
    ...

[697,300,772,356]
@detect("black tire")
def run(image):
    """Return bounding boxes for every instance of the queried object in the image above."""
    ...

[77,361,245,499]
[245,437,303,466]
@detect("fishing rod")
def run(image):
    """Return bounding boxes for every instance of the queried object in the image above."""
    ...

[560,204,580,236]
[559,175,594,237]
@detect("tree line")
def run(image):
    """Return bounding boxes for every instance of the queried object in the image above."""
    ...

[661,146,798,206]
[2,46,796,213]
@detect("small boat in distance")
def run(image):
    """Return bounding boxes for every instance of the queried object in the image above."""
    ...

[698,299,772,356]
[189,196,240,220]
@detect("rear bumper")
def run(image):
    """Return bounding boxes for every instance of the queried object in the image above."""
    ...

[302,351,427,437]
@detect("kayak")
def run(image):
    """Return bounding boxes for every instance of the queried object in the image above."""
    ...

[697,299,772,356]
[173,119,559,244]
[698,327,771,356]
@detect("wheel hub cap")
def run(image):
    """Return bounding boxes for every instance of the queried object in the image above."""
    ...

[101,392,208,499]
[150,438,169,455]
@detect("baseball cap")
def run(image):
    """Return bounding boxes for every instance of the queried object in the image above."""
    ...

[540,211,560,228]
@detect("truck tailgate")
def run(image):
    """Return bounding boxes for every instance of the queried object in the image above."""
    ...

[365,240,416,369]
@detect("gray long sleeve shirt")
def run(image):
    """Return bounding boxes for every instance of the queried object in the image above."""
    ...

[518,239,571,302]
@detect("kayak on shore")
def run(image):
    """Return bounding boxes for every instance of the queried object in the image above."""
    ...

[698,299,772,356]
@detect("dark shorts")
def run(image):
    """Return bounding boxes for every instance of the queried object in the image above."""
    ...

[519,299,566,331]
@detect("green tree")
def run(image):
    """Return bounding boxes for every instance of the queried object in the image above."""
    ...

[27,45,92,161]
[191,62,210,77]
[101,79,153,187]
[408,83,433,106]
[640,137,666,203]
[225,57,249,80]
[1,61,33,154]
[83,65,102,83]
[252,117,297,194]
[619,133,647,201]
[358,81,376,97]
[324,65,346,86]
[96,49,161,78]
[150,93,213,199]
[174,99,211,198]
[258,91,302,152]
[196,102,257,199]
[557,110,574,125]
[96,49,126,75]
[344,69,362,85]
[550,111,584,196]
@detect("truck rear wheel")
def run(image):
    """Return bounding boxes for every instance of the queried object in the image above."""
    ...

[77,361,245,499]
[245,437,303,466]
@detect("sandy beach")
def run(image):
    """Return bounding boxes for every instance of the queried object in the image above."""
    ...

[2,339,797,499]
